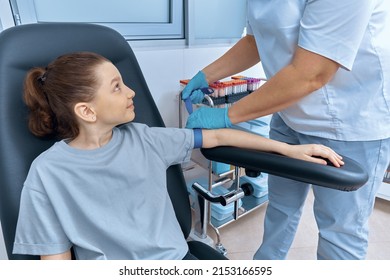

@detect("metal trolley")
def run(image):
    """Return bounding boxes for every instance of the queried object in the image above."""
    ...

[179,77,269,255]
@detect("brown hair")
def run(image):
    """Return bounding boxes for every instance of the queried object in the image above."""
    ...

[23,52,110,139]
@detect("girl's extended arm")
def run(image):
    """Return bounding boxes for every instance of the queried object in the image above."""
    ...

[201,129,344,167]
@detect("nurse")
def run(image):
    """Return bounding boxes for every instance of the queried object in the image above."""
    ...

[182,0,390,259]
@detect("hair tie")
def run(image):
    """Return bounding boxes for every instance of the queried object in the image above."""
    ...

[37,67,48,85]
[37,73,47,85]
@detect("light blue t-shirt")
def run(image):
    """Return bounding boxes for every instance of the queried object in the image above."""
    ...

[247,0,390,141]
[13,123,194,260]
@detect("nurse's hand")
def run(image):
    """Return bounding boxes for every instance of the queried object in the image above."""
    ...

[285,144,344,168]
[181,71,209,104]
[185,107,232,129]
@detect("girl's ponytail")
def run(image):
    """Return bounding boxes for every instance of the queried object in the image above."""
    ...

[23,67,57,138]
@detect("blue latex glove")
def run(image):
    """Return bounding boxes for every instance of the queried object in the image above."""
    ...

[185,107,232,129]
[181,71,209,104]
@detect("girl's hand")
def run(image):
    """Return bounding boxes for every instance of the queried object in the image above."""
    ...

[284,144,344,167]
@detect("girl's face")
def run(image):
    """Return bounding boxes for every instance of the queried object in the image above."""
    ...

[91,61,136,127]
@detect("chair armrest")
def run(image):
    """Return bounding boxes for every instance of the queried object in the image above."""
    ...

[200,146,369,191]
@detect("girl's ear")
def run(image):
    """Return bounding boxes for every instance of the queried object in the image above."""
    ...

[74,103,96,123]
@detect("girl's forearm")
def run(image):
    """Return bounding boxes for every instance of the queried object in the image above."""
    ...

[202,128,289,155]
[201,128,344,167]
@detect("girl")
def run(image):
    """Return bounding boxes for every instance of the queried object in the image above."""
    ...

[13,52,343,260]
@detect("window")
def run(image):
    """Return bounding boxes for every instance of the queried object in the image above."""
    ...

[0,0,14,31]
[10,0,184,40]
[187,0,247,45]
[8,0,246,44]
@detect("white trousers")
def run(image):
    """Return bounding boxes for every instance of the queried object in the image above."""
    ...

[254,114,390,260]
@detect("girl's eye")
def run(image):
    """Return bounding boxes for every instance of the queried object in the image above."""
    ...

[114,84,121,91]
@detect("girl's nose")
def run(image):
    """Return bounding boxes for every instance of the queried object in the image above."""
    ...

[127,86,135,98]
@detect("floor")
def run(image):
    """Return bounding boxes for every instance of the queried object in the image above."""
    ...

[203,189,390,260]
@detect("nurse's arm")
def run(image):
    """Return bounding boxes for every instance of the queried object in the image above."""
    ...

[41,249,72,260]
[228,46,340,124]
[202,35,260,84]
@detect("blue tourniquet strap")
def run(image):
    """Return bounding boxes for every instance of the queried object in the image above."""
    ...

[193,128,203,148]
[185,98,193,114]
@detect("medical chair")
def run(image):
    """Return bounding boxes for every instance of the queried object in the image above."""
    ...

[0,23,368,260]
